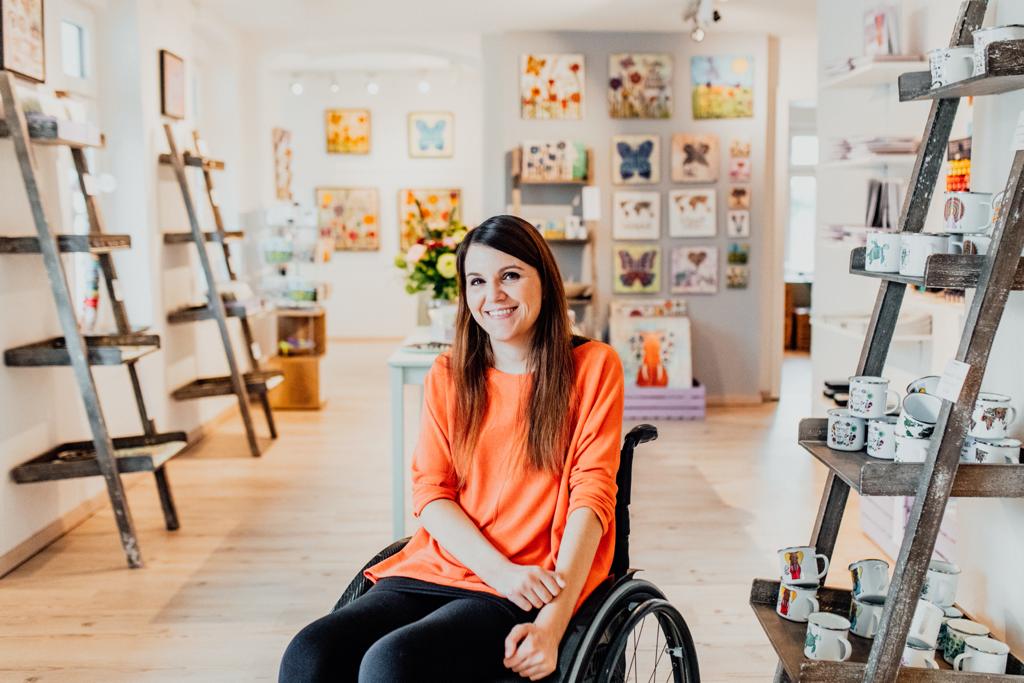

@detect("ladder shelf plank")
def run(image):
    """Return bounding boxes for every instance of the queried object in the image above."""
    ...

[0,112,103,148]
[11,432,189,484]
[4,333,161,366]
[167,300,270,324]
[850,246,1024,290]
[900,40,1024,102]
[158,152,225,170]
[163,230,244,244]
[0,234,131,253]
[171,370,284,401]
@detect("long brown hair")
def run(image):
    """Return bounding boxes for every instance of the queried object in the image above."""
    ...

[450,215,577,485]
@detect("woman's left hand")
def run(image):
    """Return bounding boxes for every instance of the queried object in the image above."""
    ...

[503,622,560,680]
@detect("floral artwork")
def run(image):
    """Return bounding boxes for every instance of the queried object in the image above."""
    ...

[325,109,371,154]
[612,135,659,185]
[316,188,379,251]
[612,191,660,240]
[728,185,751,210]
[668,189,716,237]
[671,134,719,183]
[727,242,750,289]
[608,53,673,119]
[729,157,751,182]
[408,111,454,158]
[521,140,587,181]
[609,299,692,389]
[272,128,293,201]
[670,246,718,294]
[691,55,754,120]
[399,189,461,250]
[730,138,752,158]
[727,210,750,238]
[1,0,45,82]
[520,53,584,120]
[614,244,660,294]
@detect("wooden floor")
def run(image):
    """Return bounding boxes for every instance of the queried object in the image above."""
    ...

[0,342,887,682]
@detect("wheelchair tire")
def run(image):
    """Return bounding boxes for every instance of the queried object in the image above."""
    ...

[560,577,667,682]
[332,537,411,612]
[599,598,700,683]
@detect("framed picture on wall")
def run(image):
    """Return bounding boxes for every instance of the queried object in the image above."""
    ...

[316,187,380,252]
[325,108,371,154]
[159,49,186,119]
[612,191,660,240]
[520,53,584,120]
[272,128,293,201]
[611,134,659,185]
[0,0,45,83]
[671,134,719,183]
[613,244,660,294]
[670,245,718,294]
[408,111,454,158]
[691,55,754,120]
[668,188,716,237]
[608,53,672,119]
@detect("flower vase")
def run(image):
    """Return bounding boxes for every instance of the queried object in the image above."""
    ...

[427,298,458,343]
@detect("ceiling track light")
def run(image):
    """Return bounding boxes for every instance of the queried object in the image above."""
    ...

[329,74,340,94]
[289,75,303,96]
[365,73,380,95]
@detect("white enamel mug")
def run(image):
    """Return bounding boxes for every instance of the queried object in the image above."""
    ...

[921,560,960,608]
[804,612,853,662]
[944,191,994,233]
[955,636,1010,674]
[902,640,940,669]
[895,435,932,463]
[943,618,991,665]
[776,583,819,623]
[929,46,975,88]
[964,234,993,255]
[778,545,829,587]
[908,598,944,649]
[849,595,885,639]
[938,606,965,651]
[848,376,900,419]
[907,375,940,396]
[867,416,898,460]
[900,233,950,277]
[900,392,942,438]
[849,558,889,601]
[827,408,866,452]
[969,392,1018,439]
[973,25,1024,75]
[865,231,901,273]
[968,437,1021,464]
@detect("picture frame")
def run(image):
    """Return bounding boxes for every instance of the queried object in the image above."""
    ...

[668,188,717,238]
[612,191,660,240]
[608,53,673,119]
[0,0,45,83]
[325,108,371,154]
[520,53,584,120]
[612,134,659,185]
[159,49,186,119]
[670,245,718,294]
[671,133,720,183]
[408,111,454,158]
[316,187,380,252]
[613,244,661,294]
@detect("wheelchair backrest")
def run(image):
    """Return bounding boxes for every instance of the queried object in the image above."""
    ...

[610,423,658,579]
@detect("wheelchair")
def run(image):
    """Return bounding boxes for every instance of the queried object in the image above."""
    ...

[334,424,700,682]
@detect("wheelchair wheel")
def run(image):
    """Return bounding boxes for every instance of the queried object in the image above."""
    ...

[599,599,700,683]
[562,578,667,682]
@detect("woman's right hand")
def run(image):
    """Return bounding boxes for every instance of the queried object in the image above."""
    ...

[489,562,565,611]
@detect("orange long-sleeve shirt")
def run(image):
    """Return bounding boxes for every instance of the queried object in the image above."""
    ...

[366,340,625,613]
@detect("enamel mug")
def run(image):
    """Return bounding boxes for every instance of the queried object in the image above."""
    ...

[929,46,975,88]
[848,376,900,419]
[902,640,940,669]
[955,636,1010,674]
[849,595,885,639]
[865,231,901,273]
[921,560,960,608]
[943,618,991,665]
[907,375,940,396]
[967,437,1021,464]
[900,233,950,277]
[849,558,889,601]
[867,416,897,460]
[895,435,932,464]
[969,392,1018,440]
[776,583,819,623]
[899,392,942,438]
[973,25,1024,75]
[938,606,965,650]
[944,191,994,233]
[827,409,866,452]
[908,598,944,649]
[778,545,829,587]
[804,612,853,662]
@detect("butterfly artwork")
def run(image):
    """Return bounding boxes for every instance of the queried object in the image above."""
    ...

[671,134,719,183]
[668,189,717,237]
[612,135,659,185]
[608,53,673,119]
[520,53,584,120]
[614,245,661,294]
[728,185,751,210]
[613,191,660,240]
[670,246,718,294]
[408,112,454,158]
[729,157,751,182]
[727,210,751,238]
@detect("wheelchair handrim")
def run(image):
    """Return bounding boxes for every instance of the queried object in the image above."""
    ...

[599,598,699,683]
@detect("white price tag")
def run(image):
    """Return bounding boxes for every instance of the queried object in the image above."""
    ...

[110,278,123,302]
[1014,111,1024,151]
[936,358,971,403]
[250,342,262,360]
[81,173,99,196]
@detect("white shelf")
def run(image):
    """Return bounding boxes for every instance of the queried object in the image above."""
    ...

[822,59,928,89]
[820,154,917,170]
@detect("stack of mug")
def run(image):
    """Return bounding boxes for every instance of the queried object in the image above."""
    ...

[928,24,1024,89]
[826,375,901,459]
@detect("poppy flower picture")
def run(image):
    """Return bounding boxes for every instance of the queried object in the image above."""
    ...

[325,109,371,154]
[520,54,584,120]
[608,53,673,119]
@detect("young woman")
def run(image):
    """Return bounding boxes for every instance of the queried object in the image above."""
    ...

[279,215,624,682]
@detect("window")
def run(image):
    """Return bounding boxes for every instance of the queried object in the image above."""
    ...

[785,102,817,281]
[60,21,86,79]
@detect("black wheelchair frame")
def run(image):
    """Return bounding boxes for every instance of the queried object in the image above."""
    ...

[334,424,700,682]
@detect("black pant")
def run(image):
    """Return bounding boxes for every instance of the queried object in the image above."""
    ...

[279,579,535,682]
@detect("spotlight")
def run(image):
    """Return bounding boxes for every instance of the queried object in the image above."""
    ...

[366,80,380,95]
[329,77,340,94]
[417,79,431,94]
[691,24,705,41]
[290,76,303,96]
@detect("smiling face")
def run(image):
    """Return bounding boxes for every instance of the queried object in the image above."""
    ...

[463,244,543,350]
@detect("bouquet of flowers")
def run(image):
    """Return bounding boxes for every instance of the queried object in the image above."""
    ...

[394,199,468,302]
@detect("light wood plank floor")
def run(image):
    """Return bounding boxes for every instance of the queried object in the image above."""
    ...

[0,342,887,682]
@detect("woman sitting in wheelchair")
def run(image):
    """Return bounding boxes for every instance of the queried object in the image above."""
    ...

[280,214,624,682]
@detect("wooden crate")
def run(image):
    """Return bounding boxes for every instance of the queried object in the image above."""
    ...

[267,355,325,410]
[624,382,706,421]
[277,307,326,356]
[794,307,811,351]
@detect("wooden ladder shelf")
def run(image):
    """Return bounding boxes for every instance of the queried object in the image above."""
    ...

[755,1,1024,680]
[0,71,187,569]
[159,124,281,458]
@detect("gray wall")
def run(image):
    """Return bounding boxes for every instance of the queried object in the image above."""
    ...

[482,31,775,402]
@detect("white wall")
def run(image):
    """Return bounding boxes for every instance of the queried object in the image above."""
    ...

[249,39,484,339]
